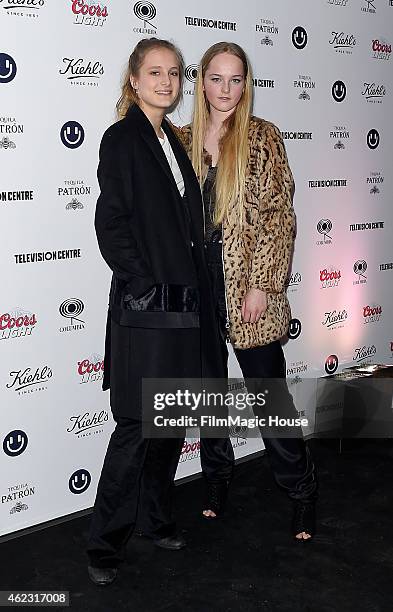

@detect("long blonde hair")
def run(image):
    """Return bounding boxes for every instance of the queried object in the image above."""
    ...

[191,42,253,225]
[116,38,185,119]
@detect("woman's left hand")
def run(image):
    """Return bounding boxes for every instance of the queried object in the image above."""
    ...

[241,288,267,323]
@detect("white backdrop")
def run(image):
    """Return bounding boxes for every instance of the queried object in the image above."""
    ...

[1,0,392,536]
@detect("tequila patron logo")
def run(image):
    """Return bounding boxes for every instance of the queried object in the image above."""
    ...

[70,0,108,27]
[255,18,279,46]
[6,366,52,395]
[367,171,384,194]
[58,179,91,210]
[59,58,104,87]
[133,1,157,34]
[287,360,308,376]
[330,125,350,150]
[0,308,37,341]
[0,117,23,149]
[293,74,315,101]
[1,483,35,516]
[0,0,45,18]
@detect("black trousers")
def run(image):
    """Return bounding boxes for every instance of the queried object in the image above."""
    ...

[200,339,318,502]
[87,417,184,568]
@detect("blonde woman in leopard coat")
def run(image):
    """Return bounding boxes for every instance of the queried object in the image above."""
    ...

[180,42,318,540]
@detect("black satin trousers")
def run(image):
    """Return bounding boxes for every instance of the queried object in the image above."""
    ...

[86,417,184,568]
[200,245,318,503]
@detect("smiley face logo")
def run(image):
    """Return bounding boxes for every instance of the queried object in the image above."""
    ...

[60,121,85,149]
[332,80,346,102]
[367,129,380,150]
[292,26,308,50]
[0,53,17,84]
[3,430,28,457]
[325,354,339,375]
[69,469,91,494]
[288,318,302,340]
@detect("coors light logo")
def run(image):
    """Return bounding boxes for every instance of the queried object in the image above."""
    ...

[320,268,341,288]
[77,354,104,384]
[70,0,108,27]
[179,439,200,463]
[363,304,382,324]
[371,39,391,60]
[0,309,37,341]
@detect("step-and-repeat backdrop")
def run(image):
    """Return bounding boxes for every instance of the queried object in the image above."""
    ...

[1,0,392,536]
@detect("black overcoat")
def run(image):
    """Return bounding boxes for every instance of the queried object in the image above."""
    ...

[95,104,226,418]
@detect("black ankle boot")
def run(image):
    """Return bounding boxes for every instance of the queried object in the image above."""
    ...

[203,480,230,519]
[88,565,118,586]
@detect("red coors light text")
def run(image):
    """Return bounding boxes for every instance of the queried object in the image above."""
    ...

[363,305,382,317]
[320,269,341,281]
[78,358,104,375]
[182,440,200,455]
[372,40,392,54]
[71,0,108,17]
[0,313,37,330]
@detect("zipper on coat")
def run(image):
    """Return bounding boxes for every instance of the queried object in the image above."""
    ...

[220,233,231,342]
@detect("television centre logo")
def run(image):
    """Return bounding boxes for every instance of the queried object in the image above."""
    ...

[309,178,347,189]
[362,82,386,104]
[70,0,108,28]
[0,308,37,341]
[253,78,275,89]
[330,125,350,150]
[59,298,85,333]
[329,31,356,55]
[367,171,384,194]
[0,0,45,19]
[0,190,33,205]
[349,221,384,232]
[316,219,333,245]
[0,53,17,84]
[0,117,23,150]
[59,58,104,87]
[380,262,393,271]
[185,16,237,31]
[371,39,391,60]
[14,249,82,264]
[6,365,52,396]
[58,179,91,210]
[282,131,312,141]
[1,482,35,516]
[67,410,109,439]
[77,355,104,384]
[255,17,279,46]
[293,74,315,101]
[133,1,157,34]
[353,260,367,285]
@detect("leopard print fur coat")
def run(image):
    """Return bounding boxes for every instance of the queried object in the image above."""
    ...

[179,117,296,349]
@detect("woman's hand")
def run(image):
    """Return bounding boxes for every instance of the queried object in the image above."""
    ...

[241,288,267,323]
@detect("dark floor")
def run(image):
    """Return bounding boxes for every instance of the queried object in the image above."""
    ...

[1,439,393,612]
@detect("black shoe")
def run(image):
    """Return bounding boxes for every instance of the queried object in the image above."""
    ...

[154,534,186,550]
[88,565,118,586]
[203,480,230,519]
[292,501,316,540]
